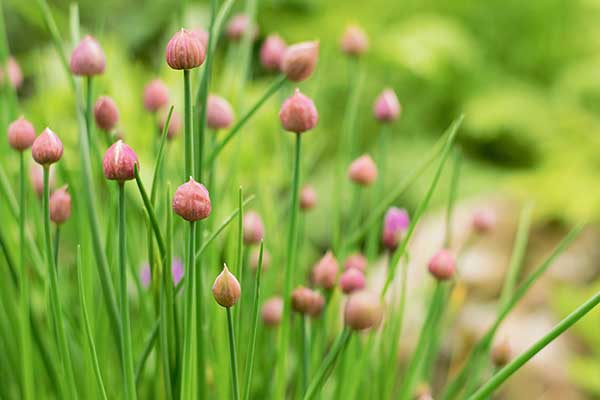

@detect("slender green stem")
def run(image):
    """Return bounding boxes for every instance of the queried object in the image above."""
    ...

[134,165,166,260]
[76,246,109,400]
[53,225,60,268]
[275,133,302,398]
[118,183,137,400]
[366,124,390,260]
[180,221,196,400]
[301,316,311,394]
[151,106,174,204]
[184,69,194,180]
[468,290,600,400]
[227,307,240,400]
[243,240,264,400]
[235,187,244,338]
[86,77,93,144]
[159,284,174,400]
[43,166,77,399]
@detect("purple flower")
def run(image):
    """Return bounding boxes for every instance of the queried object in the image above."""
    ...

[140,258,185,288]
[382,207,410,250]
[140,264,151,288]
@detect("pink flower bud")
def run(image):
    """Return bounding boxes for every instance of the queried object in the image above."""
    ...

[30,164,54,197]
[70,35,106,76]
[226,14,258,41]
[373,89,401,123]
[348,155,377,186]
[172,258,184,286]
[159,109,182,140]
[340,25,368,57]
[102,140,139,181]
[207,94,234,130]
[344,253,367,272]
[382,207,410,250]
[491,338,511,367]
[472,208,496,234]
[140,264,151,288]
[291,286,323,316]
[299,185,317,211]
[308,292,325,317]
[165,28,206,70]
[49,185,71,225]
[260,34,287,71]
[250,248,270,272]
[143,79,170,112]
[172,177,211,221]
[261,297,283,326]
[311,251,339,290]
[279,88,318,133]
[344,290,382,330]
[193,28,209,49]
[7,117,36,151]
[94,96,119,132]
[212,264,241,308]
[339,268,366,294]
[428,249,456,281]
[281,41,319,82]
[0,57,23,89]
[243,211,264,245]
[32,128,63,166]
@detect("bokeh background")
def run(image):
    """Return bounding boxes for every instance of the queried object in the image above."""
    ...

[2,0,600,398]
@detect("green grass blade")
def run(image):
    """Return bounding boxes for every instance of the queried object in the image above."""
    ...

[134,165,167,262]
[150,106,174,204]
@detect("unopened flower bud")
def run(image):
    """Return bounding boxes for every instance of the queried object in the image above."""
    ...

[30,164,54,196]
[243,211,264,245]
[373,89,401,123]
[32,128,63,166]
[281,41,319,82]
[207,94,234,130]
[165,28,206,70]
[140,264,151,288]
[49,185,71,224]
[472,208,496,234]
[311,251,339,290]
[94,96,119,132]
[291,287,323,316]
[261,297,283,326]
[279,88,318,133]
[0,57,23,89]
[226,14,258,41]
[172,177,211,221]
[159,109,182,140]
[70,35,106,76]
[141,258,184,289]
[339,268,366,294]
[491,338,511,368]
[382,207,410,250]
[250,248,270,272]
[143,79,169,112]
[8,117,36,151]
[308,292,325,317]
[193,28,209,49]
[212,265,241,308]
[428,249,456,281]
[102,140,139,181]
[340,25,368,57]
[344,290,382,330]
[300,185,317,211]
[260,35,287,71]
[348,155,377,186]
[344,253,367,272]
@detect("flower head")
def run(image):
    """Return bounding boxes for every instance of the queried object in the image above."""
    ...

[49,185,71,225]
[94,96,119,132]
[143,79,169,112]
[165,29,206,70]
[260,34,287,71]
[311,251,339,290]
[32,128,63,166]
[102,140,139,181]
[172,177,211,221]
[373,89,401,123]
[428,249,456,281]
[291,287,324,316]
[344,290,382,330]
[339,268,366,294]
[226,14,258,41]
[300,185,317,211]
[0,57,23,89]
[348,155,377,186]
[340,25,368,57]
[243,211,264,245]
[344,253,367,272]
[279,88,318,133]
[261,297,283,326]
[140,258,184,289]
[472,208,496,234]
[8,117,36,151]
[382,207,410,250]
[70,35,106,76]
[212,265,241,308]
[281,41,319,82]
[207,94,234,130]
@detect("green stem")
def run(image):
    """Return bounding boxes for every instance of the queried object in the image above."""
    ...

[118,183,137,400]
[86,76,93,144]
[53,225,60,268]
[180,221,196,400]
[227,307,240,400]
[184,69,194,180]
[301,315,311,395]
[275,133,302,398]
[134,165,166,261]
[43,166,77,399]
[468,290,600,400]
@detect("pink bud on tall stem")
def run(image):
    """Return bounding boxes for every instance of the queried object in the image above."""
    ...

[260,35,287,71]
[261,297,283,326]
[281,41,319,82]
[344,290,382,330]
[94,96,120,132]
[102,140,139,182]
[165,29,206,70]
[207,94,234,130]
[143,79,169,112]
[279,88,318,133]
[243,211,265,245]
[340,25,369,57]
[172,177,212,222]
[49,185,71,225]
[428,249,456,281]
[8,117,36,151]
[212,265,241,308]
[311,251,339,290]
[299,185,317,211]
[348,155,378,186]
[373,89,401,123]
[32,128,63,166]
[70,35,106,76]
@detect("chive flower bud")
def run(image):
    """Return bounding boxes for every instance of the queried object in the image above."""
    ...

[472,208,496,234]
[159,109,182,140]
[339,268,366,294]
[226,14,258,41]
[344,252,367,272]
[207,94,234,130]
[94,96,119,132]
[382,207,410,250]
[308,292,325,317]
[373,88,401,123]
[291,287,323,316]
[140,258,184,288]
[212,264,241,308]
[0,57,23,89]
[70,35,106,76]
[8,117,36,151]
[279,88,318,133]
[243,211,265,245]
[281,41,319,82]
[172,177,212,221]
[193,28,209,49]
[32,128,63,166]
[299,185,317,211]
[49,185,71,225]
[102,140,139,181]
[340,25,368,57]
[311,250,339,290]
[165,28,206,70]
[348,154,378,186]
[428,249,456,281]
[261,297,283,326]
[344,290,382,330]
[250,248,270,272]
[260,34,287,71]
[143,79,169,112]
